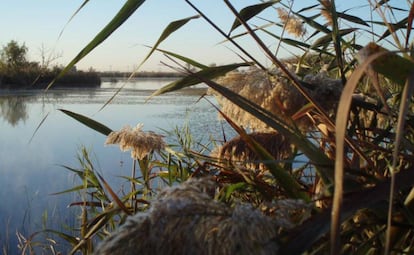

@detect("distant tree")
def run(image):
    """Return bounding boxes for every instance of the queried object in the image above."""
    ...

[1,40,28,69]
[38,43,62,70]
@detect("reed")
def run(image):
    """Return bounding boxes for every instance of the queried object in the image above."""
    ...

[23,1,414,254]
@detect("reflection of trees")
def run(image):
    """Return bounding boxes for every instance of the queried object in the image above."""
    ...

[0,96,28,126]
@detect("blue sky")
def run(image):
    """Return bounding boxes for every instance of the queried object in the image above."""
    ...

[0,1,408,72]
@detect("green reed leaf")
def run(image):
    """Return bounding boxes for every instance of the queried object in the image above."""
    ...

[228,0,280,35]
[148,62,250,99]
[47,0,145,90]
[311,28,357,49]
[96,171,131,215]
[337,12,369,26]
[294,12,331,34]
[41,229,79,246]
[59,109,112,136]
[138,15,200,69]
[152,47,208,69]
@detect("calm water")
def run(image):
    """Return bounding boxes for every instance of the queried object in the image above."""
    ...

[0,78,234,253]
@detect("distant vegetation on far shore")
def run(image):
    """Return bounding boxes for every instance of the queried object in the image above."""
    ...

[99,71,184,79]
[0,40,183,90]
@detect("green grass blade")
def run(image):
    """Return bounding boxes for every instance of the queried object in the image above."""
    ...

[228,0,280,34]
[294,12,331,34]
[40,229,79,246]
[137,15,200,69]
[47,0,145,90]
[337,12,369,27]
[311,28,357,49]
[148,63,250,99]
[151,47,208,69]
[59,109,112,136]
[96,172,131,215]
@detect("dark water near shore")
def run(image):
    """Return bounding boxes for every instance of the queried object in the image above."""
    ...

[0,78,235,253]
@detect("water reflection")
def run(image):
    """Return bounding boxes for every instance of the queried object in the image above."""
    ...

[0,96,29,126]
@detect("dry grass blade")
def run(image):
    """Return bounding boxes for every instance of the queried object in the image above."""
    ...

[331,48,390,255]
[384,72,414,255]
[406,2,414,47]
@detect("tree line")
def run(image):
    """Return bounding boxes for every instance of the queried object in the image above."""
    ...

[0,40,100,89]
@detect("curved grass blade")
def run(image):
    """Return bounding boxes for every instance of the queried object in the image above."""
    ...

[152,47,208,69]
[358,43,414,86]
[331,45,404,254]
[311,28,357,49]
[228,0,280,35]
[294,12,331,34]
[337,12,369,27]
[39,229,79,246]
[137,15,200,69]
[96,171,131,215]
[59,109,112,136]
[57,0,90,40]
[148,62,251,99]
[28,112,49,144]
[47,0,146,90]
[385,72,414,254]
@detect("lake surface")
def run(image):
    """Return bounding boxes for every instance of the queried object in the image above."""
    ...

[0,78,235,253]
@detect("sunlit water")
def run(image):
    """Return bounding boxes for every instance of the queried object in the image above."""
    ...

[0,78,235,253]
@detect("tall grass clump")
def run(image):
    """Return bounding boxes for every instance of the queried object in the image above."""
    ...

[24,0,414,254]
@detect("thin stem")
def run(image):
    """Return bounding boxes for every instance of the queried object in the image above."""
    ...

[184,0,267,71]
[131,159,136,208]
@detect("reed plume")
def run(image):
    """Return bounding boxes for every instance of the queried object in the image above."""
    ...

[94,177,283,255]
[276,8,306,38]
[105,123,166,160]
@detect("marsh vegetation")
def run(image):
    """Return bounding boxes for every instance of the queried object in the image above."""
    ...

[7,0,414,254]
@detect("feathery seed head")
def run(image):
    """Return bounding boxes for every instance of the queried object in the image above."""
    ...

[276,8,306,37]
[105,123,166,160]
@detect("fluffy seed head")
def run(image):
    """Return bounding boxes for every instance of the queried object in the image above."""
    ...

[276,8,306,37]
[105,123,166,160]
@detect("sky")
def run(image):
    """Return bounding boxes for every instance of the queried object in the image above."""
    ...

[0,0,408,72]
